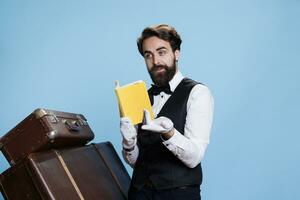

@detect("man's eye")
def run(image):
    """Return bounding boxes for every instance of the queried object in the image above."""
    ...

[158,51,166,56]
[144,53,152,59]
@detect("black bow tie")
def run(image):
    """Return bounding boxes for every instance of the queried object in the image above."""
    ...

[149,84,173,95]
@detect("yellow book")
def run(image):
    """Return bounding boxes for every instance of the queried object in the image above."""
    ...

[115,80,154,125]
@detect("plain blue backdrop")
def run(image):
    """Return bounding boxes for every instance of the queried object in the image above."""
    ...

[0,1,299,199]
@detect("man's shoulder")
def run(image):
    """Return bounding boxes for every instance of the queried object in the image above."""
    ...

[180,77,212,97]
[174,77,213,99]
[181,77,204,87]
[189,82,213,101]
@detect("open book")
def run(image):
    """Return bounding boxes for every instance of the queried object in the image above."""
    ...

[115,80,154,125]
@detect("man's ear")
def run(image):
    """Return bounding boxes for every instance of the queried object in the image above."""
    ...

[175,50,180,61]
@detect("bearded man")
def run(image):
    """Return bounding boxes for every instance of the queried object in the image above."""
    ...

[120,24,214,200]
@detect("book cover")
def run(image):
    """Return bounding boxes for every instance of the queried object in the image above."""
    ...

[115,80,154,125]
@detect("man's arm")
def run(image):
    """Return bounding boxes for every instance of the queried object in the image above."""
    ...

[120,118,139,167]
[122,145,139,168]
[162,84,214,168]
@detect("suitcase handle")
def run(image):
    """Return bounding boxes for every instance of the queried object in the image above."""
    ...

[65,121,82,132]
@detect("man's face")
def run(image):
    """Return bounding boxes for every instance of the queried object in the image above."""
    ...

[142,36,180,86]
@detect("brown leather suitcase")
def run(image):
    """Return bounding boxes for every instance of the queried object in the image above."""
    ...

[0,108,94,165]
[0,142,131,200]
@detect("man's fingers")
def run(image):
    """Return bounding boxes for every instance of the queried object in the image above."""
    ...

[161,121,172,130]
[143,109,151,125]
[141,124,151,130]
[141,124,164,132]
[141,125,147,130]
[121,117,132,124]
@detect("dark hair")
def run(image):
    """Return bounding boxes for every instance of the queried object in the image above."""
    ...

[137,24,182,56]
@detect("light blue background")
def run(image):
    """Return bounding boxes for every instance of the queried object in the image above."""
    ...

[0,1,299,199]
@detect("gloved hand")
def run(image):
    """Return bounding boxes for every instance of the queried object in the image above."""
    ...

[141,109,174,134]
[120,117,137,150]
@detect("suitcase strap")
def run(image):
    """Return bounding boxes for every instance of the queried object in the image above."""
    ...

[94,144,127,199]
[54,150,85,200]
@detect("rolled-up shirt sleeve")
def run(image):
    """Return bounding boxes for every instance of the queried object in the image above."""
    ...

[162,84,214,168]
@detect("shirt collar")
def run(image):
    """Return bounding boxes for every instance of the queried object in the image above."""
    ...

[169,70,184,92]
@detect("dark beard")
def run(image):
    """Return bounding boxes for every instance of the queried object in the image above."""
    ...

[148,59,177,87]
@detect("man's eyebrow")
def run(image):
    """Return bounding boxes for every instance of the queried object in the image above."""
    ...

[143,47,168,54]
[143,50,152,55]
[156,47,168,51]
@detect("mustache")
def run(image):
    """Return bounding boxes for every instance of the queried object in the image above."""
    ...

[151,64,168,72]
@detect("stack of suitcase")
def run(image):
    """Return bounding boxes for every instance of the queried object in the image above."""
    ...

[0,108,131,200]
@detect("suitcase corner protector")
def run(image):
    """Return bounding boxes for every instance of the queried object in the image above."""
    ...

[34,108,48,118]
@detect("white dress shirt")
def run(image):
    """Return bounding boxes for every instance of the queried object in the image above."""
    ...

[122,71,214,168]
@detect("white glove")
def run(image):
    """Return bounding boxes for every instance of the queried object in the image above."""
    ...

[141,109,173,134]
[120,117,137,150]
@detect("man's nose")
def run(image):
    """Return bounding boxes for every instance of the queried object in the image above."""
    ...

[153,55,161,65]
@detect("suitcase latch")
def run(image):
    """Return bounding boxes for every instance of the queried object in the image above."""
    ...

[76,115,88,126]
[65,120,82,132]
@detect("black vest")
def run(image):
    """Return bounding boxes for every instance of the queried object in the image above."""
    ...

[131,78,203,190]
